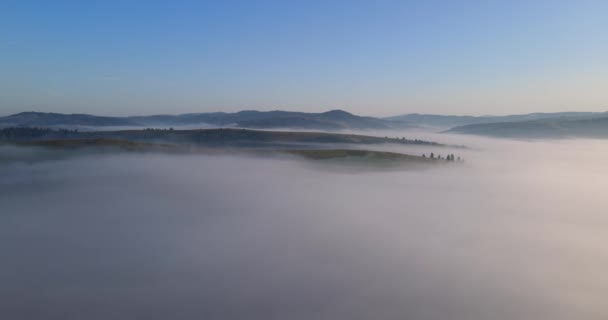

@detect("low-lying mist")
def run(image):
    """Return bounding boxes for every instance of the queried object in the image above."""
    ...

[2,135,608,320]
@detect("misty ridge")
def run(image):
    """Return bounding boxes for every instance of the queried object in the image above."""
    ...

[2,133,608,320]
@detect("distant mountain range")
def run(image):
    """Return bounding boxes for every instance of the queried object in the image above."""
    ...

[0,110,395,130]
[3,109,608,139]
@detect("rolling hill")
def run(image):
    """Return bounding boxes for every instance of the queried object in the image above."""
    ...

[2,138,448,169]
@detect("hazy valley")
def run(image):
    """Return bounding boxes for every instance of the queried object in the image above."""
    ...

[3,132,608,319]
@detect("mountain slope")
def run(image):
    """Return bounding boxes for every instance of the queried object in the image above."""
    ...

[385,112,604,129]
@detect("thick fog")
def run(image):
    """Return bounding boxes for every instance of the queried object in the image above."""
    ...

[2,136,608,320]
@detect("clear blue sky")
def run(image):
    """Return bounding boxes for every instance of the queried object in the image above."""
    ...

[1,0,607,116]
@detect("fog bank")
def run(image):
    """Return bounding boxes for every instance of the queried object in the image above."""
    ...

[2,137,608,319]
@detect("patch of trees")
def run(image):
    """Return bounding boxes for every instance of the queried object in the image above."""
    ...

[143,128,175,131]
[422,152,463,162]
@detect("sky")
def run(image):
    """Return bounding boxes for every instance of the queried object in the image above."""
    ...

[1,0,607,117]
